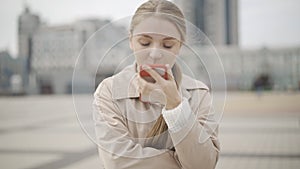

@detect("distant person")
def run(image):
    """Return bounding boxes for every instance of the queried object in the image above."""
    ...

[93,0,219,168]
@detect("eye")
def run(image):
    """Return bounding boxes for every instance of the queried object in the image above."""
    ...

[163,44,173,49]
[138,38,151,47]
[140,42,150,46]
[163,42,174,49]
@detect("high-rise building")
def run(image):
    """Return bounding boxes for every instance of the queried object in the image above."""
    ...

[18,6,40,72]
[174,0,239,46]
[224,0,239,45]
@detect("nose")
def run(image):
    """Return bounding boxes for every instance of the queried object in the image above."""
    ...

[149,48,163,60]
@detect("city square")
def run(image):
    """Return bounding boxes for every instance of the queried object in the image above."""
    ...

[1,0,300,168]
[0,92,299,169]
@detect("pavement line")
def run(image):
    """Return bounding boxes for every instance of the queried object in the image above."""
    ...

[0,149,76,155]
[220,127,300,133]
[0,116,73,134]
[23,147,98,169]
[221,152,300,159]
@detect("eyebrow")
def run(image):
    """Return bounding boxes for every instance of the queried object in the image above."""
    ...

[138,34,152,39]
[137,34,178,41]
[163,37,178,41]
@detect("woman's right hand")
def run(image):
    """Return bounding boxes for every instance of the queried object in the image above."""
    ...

[137,65,181,109]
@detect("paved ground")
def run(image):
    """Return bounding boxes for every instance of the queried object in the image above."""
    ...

[0,92,299,169]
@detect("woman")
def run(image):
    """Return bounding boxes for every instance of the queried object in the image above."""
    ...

[93,0,220,168]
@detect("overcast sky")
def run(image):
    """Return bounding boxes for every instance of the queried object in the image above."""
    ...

[1,0,300,56]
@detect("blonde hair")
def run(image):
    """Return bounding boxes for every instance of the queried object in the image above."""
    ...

[130,0,186,42]
[130,0,186,140]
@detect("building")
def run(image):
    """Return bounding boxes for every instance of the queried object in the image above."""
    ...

[18,6,40,72]
[0,51,26,95]
[17,5,300,94]
[18,7,130,94]
[174,0,239,46]
[178,45,300,91]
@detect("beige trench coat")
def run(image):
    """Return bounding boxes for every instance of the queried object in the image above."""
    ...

[93,63,220,169]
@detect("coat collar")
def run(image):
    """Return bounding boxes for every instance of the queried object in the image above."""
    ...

[112,63,209,100]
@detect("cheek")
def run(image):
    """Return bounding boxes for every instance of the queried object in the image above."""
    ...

[133,49,149,65]
[165,46,180,61]
[164,53,177,67]
[130,41,146,64]
[171,44,181,54]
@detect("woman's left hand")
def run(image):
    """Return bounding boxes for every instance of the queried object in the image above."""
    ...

[137,65,181,110]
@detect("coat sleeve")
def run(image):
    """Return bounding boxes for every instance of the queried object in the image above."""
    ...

[169,90,220,169]
[93,78,181,169]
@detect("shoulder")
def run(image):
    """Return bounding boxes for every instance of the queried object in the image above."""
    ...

[180,74,210,105]
[94,64,137,99]
[180,75,212,111]
[181,74,210,91]
[94,76,114,98]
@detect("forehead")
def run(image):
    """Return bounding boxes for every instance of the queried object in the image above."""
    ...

[132,16,181,40]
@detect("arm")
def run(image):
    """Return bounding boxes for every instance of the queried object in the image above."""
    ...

[93,78,181,169]
[162,90,220,169]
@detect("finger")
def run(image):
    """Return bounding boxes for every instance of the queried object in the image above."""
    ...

[137,75,146,87]
[165,64,174,81]
[137,75,155,91]
[142,65,164,83]
[137,78,145,94]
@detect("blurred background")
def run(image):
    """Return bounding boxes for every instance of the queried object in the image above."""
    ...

[0,0,299,169]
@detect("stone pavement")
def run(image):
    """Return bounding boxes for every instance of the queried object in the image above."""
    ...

[0,93,299,169]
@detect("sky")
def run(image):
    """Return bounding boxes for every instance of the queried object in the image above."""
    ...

[0,0,300,56]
